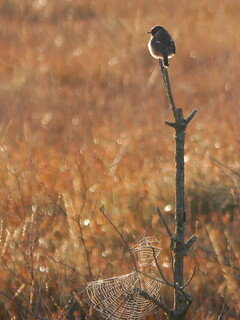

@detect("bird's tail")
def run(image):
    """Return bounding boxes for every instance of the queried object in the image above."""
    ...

[163,55,169,68]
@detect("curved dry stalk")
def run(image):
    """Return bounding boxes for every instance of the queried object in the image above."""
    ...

[100,205,138,271]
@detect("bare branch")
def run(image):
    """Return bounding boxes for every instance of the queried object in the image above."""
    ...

[178,299,193,319]
[142,282,193,320]
[100,205,138,271]
[185,235,197,252]
[165,121,176,128]
[140,290,172,318]
[185,109,198,124]
[156,207,173,238]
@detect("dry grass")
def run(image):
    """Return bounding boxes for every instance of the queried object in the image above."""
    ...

[0,0,239,319]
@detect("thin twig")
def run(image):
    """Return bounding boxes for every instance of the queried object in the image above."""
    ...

[41,183,67,216]
[100,205,138,271]
[212,157,240,177]
[197,245,240,271]
[1,256,24,283]
[150,246,169,284]
[129,267,192,303]
[45,253,81,275]
[182,266,196,289]
[76,219,93,280]
[0,291,46,320]
[12,287,31,306]
[217,295,227,320]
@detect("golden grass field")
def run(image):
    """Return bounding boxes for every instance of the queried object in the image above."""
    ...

[0,0,239,319]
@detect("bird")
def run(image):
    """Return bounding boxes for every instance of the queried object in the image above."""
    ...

[147,25,176,68]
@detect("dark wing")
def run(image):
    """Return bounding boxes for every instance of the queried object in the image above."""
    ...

[157,29,176,54]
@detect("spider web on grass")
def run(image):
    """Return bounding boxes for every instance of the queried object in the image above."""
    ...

[86,236,162,320]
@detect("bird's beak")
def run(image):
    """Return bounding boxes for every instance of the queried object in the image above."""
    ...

[147,31,151,34]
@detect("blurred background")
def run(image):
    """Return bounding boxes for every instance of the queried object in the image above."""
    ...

[0,0,239,319]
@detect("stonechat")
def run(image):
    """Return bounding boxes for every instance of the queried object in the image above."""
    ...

[147,26,176,68]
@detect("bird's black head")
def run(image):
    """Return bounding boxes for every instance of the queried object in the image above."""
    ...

[147,25,164,36]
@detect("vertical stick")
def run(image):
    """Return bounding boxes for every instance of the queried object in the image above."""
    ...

[158,59,196,318]
[174,125,186,315]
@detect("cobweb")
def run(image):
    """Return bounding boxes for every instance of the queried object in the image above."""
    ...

[86,237,162,320]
